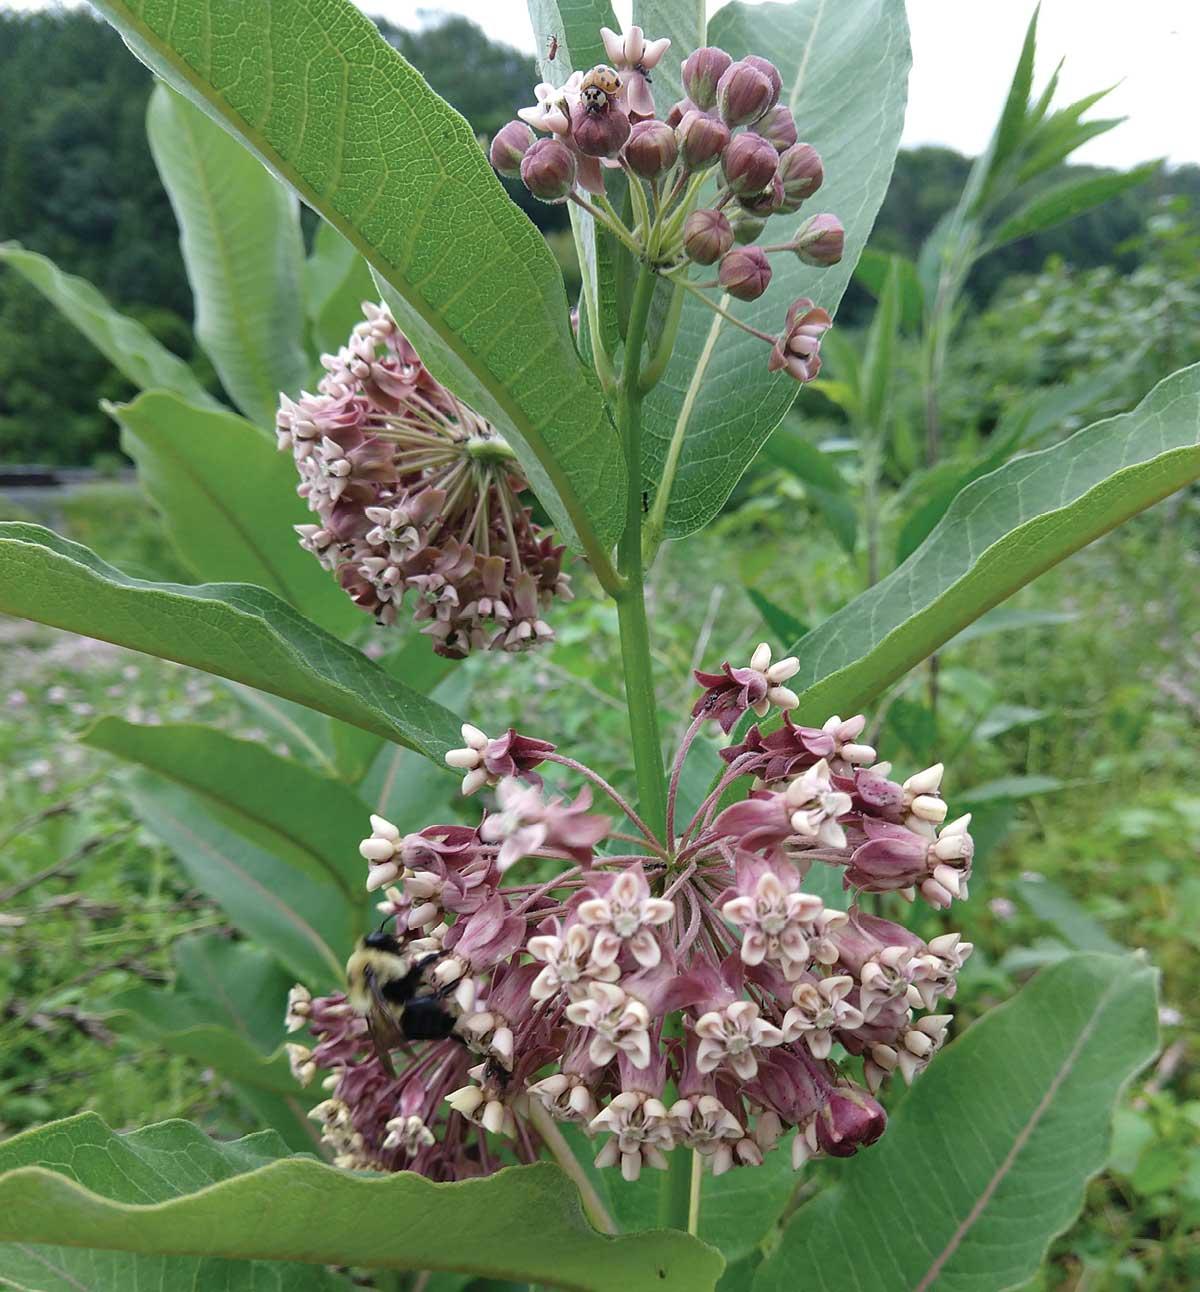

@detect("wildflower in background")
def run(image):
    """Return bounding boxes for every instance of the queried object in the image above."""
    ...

[277,302,571,656]
[290,644,976,1182]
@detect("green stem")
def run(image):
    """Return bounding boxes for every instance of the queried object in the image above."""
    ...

[615,263,668,840]
[638,278,685,395]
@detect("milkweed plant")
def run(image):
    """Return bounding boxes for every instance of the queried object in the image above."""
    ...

[0,0,1191,1288]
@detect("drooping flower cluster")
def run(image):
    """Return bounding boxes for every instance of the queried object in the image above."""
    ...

[287,648,976,1182]
[489,23,841,382]
[277,302,570,656]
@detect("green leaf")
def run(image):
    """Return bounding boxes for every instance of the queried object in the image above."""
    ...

[896,364,1134,563]
[643,0,910,539]
[860,255,903,432]
[125,771,354,989]
[83,718,367,897]
[754,953,1159,1292]
[305,221,378,360]
[108,389,362,636]
[0,1115,724,1290]
[632,0,705,113]
[747,588,808,645]
[989,163,1159,249]
[0,243,217,408]
[978,4,1039,208]
[1014,877,1125,956]
[0,524,463,762]
[147,84,310,426]
[945,606,1077,647]
[0,1116,349,1291]
[854,247,924,329]
[103,933,322,1152]
[90,0,625,565]
[782,363,1200,724]
[764,423,857,553]
[958,774,1065,806]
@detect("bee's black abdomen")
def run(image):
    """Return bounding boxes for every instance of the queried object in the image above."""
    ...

[403,996,459,1042]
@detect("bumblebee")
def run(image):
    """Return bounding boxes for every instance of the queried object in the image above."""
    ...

[581,64,621,114]
[346,929,458,1076]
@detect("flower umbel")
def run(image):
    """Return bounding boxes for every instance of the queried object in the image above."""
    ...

[290,650,976,1183]
[278,302,571,656]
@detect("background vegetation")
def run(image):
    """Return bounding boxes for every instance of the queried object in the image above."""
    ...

[1,7,1197,1289]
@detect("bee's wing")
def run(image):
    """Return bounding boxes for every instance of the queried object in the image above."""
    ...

[364,967,410,1075]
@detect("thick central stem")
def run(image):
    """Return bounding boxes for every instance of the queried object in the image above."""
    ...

[615,263,668,844]
[614,262,693,1234]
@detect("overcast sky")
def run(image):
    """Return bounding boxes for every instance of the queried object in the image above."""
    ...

[15,0,1198,168]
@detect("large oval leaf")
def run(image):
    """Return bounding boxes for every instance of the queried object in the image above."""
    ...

[0,523,462,761]
[125,771,354,989]
[0,243,218,409]
[787,362,1200,723]
[90,0,625,571]
[109,389,361,636]
[753,954,1158,1291]
[0,1115,724,1290]
[147,84,310,427]
[84,718,368,897]
[643,0,910,540]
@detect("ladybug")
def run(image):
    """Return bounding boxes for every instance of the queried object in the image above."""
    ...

[580,64,621,114]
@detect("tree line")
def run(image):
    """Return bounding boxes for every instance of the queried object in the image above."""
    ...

[0,7,1195,465]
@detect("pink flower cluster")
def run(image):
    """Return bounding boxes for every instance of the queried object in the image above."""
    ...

[277,302,571,656]
[287,647,974,1182]
[488,23,842,383]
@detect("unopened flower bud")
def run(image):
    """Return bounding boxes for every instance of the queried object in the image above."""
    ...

[716,59,776,127]
[683,208,733,265]
[676,109,730,170]
[778,143,824,212]
[489,120,535,178]
[730,209,768,245]
[520,137,576,202]
[682,46,733,110]
[571,101,632,159]
[756,105,798,152]
[722,132,778,199]
[814,1087,887,1158]
[793,213,844,266]
[719,245,772,301]
[624,119,678,179]
[743,55,783,103]
[739,173,785,217]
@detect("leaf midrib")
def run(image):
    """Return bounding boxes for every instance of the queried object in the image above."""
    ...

[912,974,1121,1290]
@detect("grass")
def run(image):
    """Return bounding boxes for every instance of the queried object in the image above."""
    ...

[1,478,1197,1286]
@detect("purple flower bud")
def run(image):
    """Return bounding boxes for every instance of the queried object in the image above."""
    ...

[489,120,535,178]
[623,119,678,179]
[730,209,768,245]
[768,298,832,383]
[743,56,783,104]
[716,59,775,127]
[739,173,785,218]
[722,131,778,197]
[793,213,845,266]
[571,101,632,159]
[682,46,733,111]
[815,1086,887,1158]
[676,109,730,171]
[683,209,734,265]
[719,245,772,301]
[778,143,824,212]
[520,137,577,203]
[665,98,696,129]
[756,105,798,153]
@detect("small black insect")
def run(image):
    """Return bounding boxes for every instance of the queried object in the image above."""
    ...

[546,33,559,61]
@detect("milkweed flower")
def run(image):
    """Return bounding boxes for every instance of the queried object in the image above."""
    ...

[277,303,571,656]
[289,649,977,1182]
